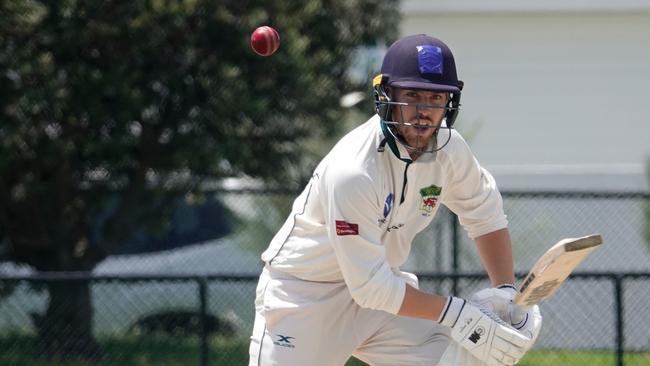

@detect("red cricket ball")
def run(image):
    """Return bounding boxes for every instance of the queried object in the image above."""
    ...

[250,26,280,57]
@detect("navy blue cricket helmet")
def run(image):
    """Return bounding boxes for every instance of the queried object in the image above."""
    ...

[373,34,464,152]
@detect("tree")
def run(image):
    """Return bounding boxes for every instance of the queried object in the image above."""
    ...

[0,0,399,360]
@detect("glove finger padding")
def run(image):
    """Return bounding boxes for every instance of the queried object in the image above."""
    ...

[491,334,526,359]
[488,347,518,366]
[440,297,531,366]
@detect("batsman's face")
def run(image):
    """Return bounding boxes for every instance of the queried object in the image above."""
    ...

[390,88,448,151]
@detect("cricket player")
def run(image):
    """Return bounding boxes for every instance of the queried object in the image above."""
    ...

[249,34,542,366]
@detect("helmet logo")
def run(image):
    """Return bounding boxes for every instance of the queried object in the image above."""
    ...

[417,45,443,75]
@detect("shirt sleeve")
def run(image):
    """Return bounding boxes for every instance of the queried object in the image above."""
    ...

[441,131,508,239]
[321,167,406,314]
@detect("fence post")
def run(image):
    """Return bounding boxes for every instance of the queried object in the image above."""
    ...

[450,212,459,295]
[614,275,624,366]
[198,278,208,366]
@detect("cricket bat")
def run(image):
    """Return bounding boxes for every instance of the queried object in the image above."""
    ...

[514,234,603,307]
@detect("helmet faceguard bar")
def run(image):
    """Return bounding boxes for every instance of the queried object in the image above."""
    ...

[374,75,459,153]
[380,101,459,116]
[373,74,462,127]
[382,102,454,153]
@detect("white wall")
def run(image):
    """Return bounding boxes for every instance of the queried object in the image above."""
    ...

[400,4,650,350]
[400,7,650,190]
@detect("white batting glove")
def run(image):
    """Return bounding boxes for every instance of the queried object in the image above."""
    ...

[471,285,543,347]
[470,286,513,322]
[439,296,529,366]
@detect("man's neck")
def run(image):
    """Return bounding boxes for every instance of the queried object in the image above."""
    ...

[408,151,422,161]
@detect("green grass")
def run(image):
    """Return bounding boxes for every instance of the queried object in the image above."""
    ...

[1,335,648,366]
[0,335,248,366]
[347,350,650,366]
[520,349,650,366]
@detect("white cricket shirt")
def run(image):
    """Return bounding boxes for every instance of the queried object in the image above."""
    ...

[261,115,507,314]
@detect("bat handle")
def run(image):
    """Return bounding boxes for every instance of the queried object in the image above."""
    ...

[511,303,530,326]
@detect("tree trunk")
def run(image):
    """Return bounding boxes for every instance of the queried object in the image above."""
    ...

[32,281,104,361]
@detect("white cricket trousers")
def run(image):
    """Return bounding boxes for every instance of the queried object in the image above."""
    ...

[248,266,452,366]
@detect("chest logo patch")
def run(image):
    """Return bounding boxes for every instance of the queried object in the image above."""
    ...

[335,220,359,236]
[419,184,442,215]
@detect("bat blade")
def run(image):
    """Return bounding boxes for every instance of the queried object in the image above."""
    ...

[514,234,603,307]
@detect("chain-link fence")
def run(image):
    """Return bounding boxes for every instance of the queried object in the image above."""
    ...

[0,272,648,366]
[1,190,649,365]
[0,273,257,366]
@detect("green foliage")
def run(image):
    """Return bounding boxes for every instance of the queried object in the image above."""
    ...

[0,0,399,270]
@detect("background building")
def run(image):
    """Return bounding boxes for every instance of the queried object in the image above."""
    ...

[401,0,650,191]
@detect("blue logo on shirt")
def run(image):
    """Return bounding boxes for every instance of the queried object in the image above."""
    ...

[383,193,394,218]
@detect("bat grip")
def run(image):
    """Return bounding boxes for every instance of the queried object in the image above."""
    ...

[511,303,529,327]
